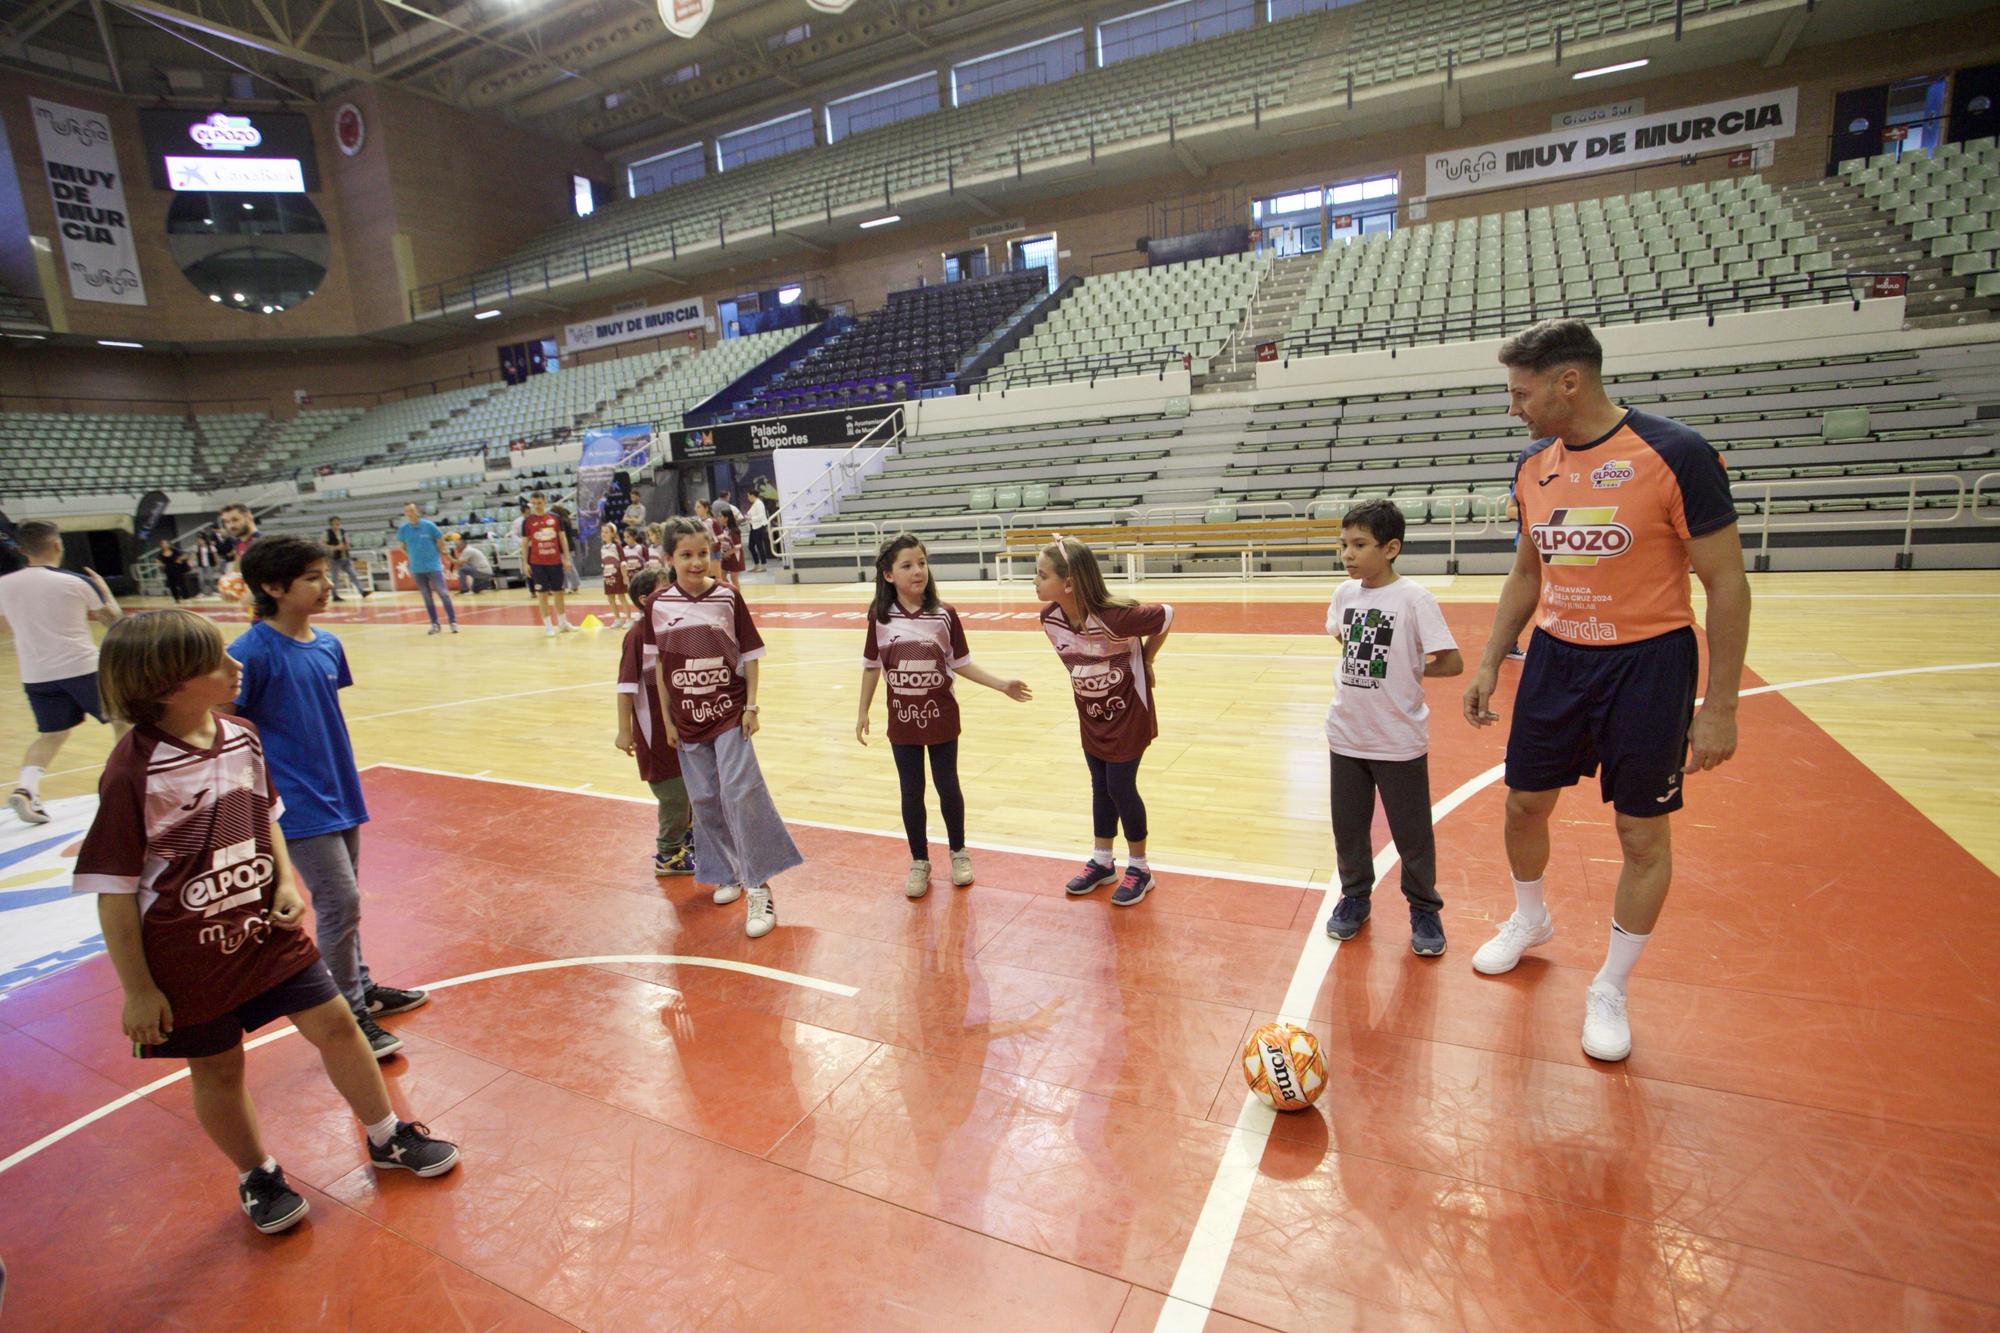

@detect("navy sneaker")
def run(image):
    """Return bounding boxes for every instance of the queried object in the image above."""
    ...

[369,1121,460,1177]
[1325,895,1370,939]
[363,984,428,1017]
[240,1163,309,1234]
[1410,907,1447,957]
[1065,859,1118,896]
[1110,866,1154,907]
[655,844,695,876]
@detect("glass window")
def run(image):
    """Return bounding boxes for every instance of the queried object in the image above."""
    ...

[1328,173,1398,206]
[778,285,802,305]
[825,72,941,142]
[1267,0,1361,18]
[1098,0,1253,67]
[572,176,595,217]
[717,109,814,172]
[951,29,1086,105]
[627,142,705,199]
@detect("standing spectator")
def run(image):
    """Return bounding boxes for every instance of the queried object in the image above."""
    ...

[323,517,371,601]
[193,532,220,595]
[216,504,259,569]
[0,521,124,824]
[395,503,458,636]
[744,488,773,572]
[155,538,193,602]
[521,493,574,635]
[551,504,582,594]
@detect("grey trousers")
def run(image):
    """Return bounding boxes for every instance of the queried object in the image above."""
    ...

[647,776,693,854]
[1330,751,1442,912]
[678,724,803,889]
[328,557,368,597]
[286,826,375,1010]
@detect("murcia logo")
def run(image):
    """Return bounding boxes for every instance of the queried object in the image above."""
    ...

[1591,459,1635,489]
[1070,661,1125,697]
[1531,507,1633,566]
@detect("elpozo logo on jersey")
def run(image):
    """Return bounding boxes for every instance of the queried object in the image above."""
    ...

[1070,661,1126,696]
[1591,459,1634,489]
[1531,507,1633,566]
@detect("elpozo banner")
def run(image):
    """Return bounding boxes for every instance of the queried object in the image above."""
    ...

[564,297,709,353]
[659,0,714,39]
[1425,88,1798,200]
[30,98,146,305]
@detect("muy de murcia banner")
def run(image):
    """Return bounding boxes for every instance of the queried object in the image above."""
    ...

[30,98,147,305]
[1425,88,1799,200]
[563,297,708,352]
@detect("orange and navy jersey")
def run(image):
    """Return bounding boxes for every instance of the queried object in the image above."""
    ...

[1515,409,1735,647]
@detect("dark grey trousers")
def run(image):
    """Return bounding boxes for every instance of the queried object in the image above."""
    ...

[1329,751,1442,912]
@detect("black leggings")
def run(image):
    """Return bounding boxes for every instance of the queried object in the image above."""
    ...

[1085,753,1148,843]
[892,740,965,861]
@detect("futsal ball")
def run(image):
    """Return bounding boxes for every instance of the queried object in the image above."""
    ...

[1241,1022,1326,1112]
[217,572,248,603]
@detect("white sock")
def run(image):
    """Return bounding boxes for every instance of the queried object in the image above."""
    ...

[239,1154,278,1183]
[1090,848,1114,868]
[1512,875,1547,923]
[1128,854,1149,871]
[1593,922,1651,995]
[364,1112,399,1146]
[18,766,43,797]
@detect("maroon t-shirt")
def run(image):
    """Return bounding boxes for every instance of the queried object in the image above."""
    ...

[522,513,563,565]
[1040,601,1174,762]
[72,716,319,1028]
[641,580,766,746]
[619,617,682,782]
[861,603,972,745]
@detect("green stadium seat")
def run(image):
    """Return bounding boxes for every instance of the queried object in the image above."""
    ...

[1821,408,1871,441]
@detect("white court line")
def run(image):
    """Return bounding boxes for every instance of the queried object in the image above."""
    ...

[1152,658,2000,1332]
[0,954,857,1181]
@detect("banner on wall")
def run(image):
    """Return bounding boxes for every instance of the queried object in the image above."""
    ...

[659,0,714,39]
[1425,88,1799,200]
[670,404,898,461]
[564,297,709,353]
[30,98,147,306]
[576,425,655,575]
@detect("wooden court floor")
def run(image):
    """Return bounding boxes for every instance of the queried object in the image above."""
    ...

[0,569,1996,1330]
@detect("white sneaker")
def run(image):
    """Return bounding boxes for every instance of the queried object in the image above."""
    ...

[711,883,743,906]
[559,619,576,633]
[949,848,974,888]
[543,624,557,637]
[1471,909,1555,975]
[744,885,776,938]
[1581,983,1632,1061]
[9,789,48,825]
[904,861,931,899]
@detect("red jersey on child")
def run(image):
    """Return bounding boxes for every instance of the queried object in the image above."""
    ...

[522,513,563,565]
[72,716,319,1027]
[642,580,765,745]
[619,617,682,782]
[861,603,972,745]
[1040,601,1173,762]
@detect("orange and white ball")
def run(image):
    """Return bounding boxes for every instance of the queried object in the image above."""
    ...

[217,572,248,604]
[1241,1022,1326,1112]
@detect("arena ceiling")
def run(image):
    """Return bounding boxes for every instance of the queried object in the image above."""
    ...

[0,0,1083,155]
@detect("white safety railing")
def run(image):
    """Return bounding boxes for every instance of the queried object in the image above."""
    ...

[1970,471,2000,523]
[768,407,904,561]
[1730,473,1970,568]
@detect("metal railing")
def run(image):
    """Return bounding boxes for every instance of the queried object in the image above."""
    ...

[1280,270,1908,362]
[975,348,1188,392]
[1731,473,1974,568]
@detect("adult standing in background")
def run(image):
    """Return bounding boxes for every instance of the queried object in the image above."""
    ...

[324,517,372,601]
[154,538,193,602]
[551,504,583,594]
[216,503,259,569]
[521,492,574,636]
[744,489,772,572]
[395,502,458,636]
[193,532,220,595]
[0,521,124,824]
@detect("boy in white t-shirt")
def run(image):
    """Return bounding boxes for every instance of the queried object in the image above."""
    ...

[1323,500,1463,955]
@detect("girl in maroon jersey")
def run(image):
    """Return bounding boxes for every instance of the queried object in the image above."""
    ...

[1034,537,1173,907]
[856,534,1031,899]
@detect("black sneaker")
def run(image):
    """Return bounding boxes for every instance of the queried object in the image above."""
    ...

[1325,895,1371,940]
[357,1011,404,1060]
[363,984,428,1017]
[369,1121,460,1177]
[240,1163,310,1234]
[1410,907,1447,957]
[1065,859,1118,896]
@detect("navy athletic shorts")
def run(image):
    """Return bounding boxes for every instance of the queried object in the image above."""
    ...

[139,958,342,1060]
[1504,626,1698,818]
[24,672,105,733]
[527,563,565,594]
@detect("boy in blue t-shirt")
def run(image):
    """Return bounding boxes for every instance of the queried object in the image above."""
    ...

[396,502,457,634]
[230,537,428,1060]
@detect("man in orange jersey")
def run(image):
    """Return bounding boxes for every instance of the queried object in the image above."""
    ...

[1463,318,1750,1064]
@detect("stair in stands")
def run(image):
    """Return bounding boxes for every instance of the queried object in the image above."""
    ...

[1197,252,1320,392]
[1790,176,1990,328]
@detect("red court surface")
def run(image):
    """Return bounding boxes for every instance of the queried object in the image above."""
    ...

[2,690,1998,1329]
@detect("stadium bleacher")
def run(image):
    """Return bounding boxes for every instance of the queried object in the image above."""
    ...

[1839,136,2000,304]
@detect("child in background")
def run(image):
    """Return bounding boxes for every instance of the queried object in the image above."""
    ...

[1322,499,1463,954]
[1035,536,1173,907]
[601,521,646,629]
[644,523,668,572]
[230,537,429,1059]
[856,534,1031,899]
[616,567,694,876]
[76,610,457,1237]
[646,518,802,937]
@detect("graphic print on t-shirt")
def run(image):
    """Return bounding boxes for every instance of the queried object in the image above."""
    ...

[645,583,765,745]
[1338,606,1398,689]
[863,606,971,745]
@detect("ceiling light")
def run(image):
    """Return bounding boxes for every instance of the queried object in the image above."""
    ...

[209,293,223,302]
[5,332,47,340]
[474,308,502,320]
[1573,58,1649,80]
[232,292,246,302]
[261,304,275,313]
[242,201,254,210]
[859,214,901,229]
[97,339,143,348]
